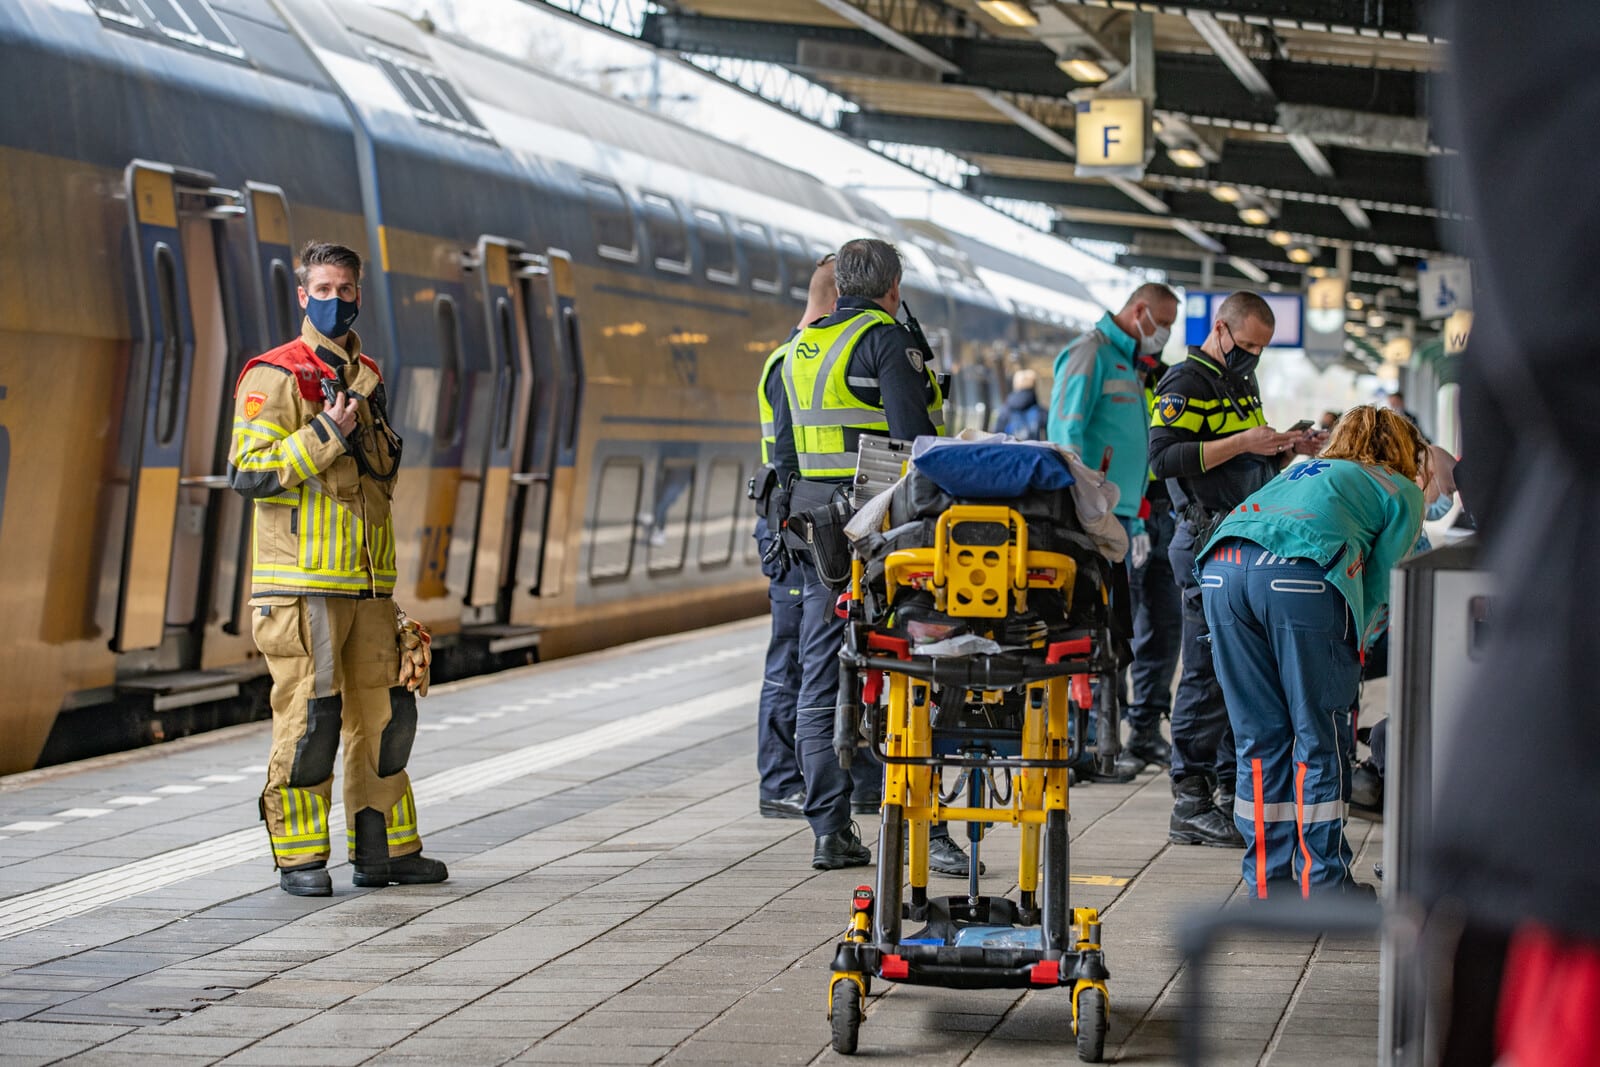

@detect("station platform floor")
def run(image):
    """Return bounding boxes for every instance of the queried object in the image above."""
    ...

[0,619,1384,1066]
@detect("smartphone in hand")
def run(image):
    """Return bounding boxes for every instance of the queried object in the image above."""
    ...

[1287,419,1315,433]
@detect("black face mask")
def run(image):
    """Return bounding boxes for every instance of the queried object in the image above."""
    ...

[1220,324,1261,378]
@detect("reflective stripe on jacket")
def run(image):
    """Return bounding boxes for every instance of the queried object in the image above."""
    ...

[229,319,399,598]
[781,308,943,478]
[757,342,788,465]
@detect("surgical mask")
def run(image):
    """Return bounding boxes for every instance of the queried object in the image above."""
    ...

[1136,308,1170,357]
[306,294,359,340]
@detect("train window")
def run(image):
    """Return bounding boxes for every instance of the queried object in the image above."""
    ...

[88,0,142,26]
[434,295,463,448]
[269,259,296,344]
[646,459,694,574]
[777,231,812,300]
[153,243,184,447]
[737,221,781,295]
[693,208,737,286]
[589,457,642,581]
[367,47,493,141]
[582,177,638,265]
[493,297,517,450]
[697,459,742,568]
[639,192,689,275]
[130,0,244,58]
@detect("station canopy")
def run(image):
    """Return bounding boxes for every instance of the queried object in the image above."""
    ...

[537,0,1454,332]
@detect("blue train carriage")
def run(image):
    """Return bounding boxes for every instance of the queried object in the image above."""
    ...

[0,0,367,773]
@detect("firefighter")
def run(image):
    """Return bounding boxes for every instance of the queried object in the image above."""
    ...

[229,240,446,896]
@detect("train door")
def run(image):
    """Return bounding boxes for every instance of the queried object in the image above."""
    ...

[203,184,298,661]
[460,236,531,622]
[115,161,244,664]
[514,249,584,608]
[458,239,583,643]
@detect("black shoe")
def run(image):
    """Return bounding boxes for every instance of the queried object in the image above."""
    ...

[850,796,882,816]
[760,789,806,820]
[1125,725,1171,767]
[279,863,332,897]
[812,824,872,870]
[352,853,449,887]
[1071,753,1138,784]
[926,835,985,878]
[1115,750,1148,777]
[1169,775,1245,848]
[1217,784,1235,822]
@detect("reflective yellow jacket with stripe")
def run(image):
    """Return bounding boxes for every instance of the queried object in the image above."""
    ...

[228,319,398,598]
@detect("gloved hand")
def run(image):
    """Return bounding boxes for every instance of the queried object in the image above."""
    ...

[395,608,432,697]
[1130,532,1151,570]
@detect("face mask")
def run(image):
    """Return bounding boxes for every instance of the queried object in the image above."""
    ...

[1220,323,1260,377]
[306,294,359,339]
[1136,307,1170,357]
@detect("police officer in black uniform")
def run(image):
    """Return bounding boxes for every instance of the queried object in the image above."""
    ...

[1147,291,1320,848]
[771,238,975,876]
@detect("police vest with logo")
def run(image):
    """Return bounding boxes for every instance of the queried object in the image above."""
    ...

[781,308,944,479]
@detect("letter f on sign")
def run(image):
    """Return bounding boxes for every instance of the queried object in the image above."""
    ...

[1103,124,1121,157]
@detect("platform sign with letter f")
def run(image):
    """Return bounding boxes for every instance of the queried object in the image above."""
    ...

[1074,94,1147,177]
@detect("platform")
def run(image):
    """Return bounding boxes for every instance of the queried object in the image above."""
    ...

[0,619,1383,1066]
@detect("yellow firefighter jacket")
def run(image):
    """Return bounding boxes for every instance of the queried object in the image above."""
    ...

[228,318,399,598]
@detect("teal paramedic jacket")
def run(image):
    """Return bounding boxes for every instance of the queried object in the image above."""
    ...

[1048,311,1149,534]
[1201,458,1425,651]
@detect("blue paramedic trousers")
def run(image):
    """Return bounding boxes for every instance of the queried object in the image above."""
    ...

[756,523,805,802]
[1168,519,1236,789]
[795,559,880,837]
[1126,507,1182,732]
[1200,541,1361,898]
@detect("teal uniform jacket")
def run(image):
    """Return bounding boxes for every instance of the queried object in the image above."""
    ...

[1202,458,1425,651]
[1048,311,1149,533]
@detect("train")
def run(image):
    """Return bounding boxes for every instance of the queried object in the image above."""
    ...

[0,0,1106,773]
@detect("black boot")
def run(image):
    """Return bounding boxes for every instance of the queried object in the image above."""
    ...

[1350,761,1383,815]
[1115,749,1148,777]
[1126,724,1171,767]
[279,861,332,897]
[760,789,806,820]
[926,835,985,878]
[1217,782,1236,822]
[812,824,871,870]
[352,852,450,887]
[1169,775,1244,848]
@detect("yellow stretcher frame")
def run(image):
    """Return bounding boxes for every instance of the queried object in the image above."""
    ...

[831,504,1111,1060]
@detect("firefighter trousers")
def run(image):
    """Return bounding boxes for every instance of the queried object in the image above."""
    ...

[252,594,421,870]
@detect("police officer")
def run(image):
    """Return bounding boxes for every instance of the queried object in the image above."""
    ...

[772,238,974,876]
[1048,282,1179,779]
[1125,342,1183,768]
[1147,291,1318,848]
[230,241,447,896]
[753,257,838,819]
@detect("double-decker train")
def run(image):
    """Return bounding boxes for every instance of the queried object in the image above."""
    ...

[0,0,1107,773]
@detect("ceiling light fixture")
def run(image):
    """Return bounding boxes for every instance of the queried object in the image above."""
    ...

[1210,185,1241,204]
[1238,206,1271,226]
[1287,245,1314,264]
[1347,294,1365,310]
[977,1,1038,28]
[1058,57,1109,83]
[1167,146,1206,168]
[1227,256,1269,283]
[1373,247,1399,268]
[1367,312,1386,328]
[1268,230,1292,247]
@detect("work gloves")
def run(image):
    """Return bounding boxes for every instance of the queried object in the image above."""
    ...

[395,608,433,697]
[1129,533,1151,570]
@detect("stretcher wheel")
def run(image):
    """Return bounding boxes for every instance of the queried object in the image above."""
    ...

[831,980,863,1054]
[1075,986,1107,1063]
